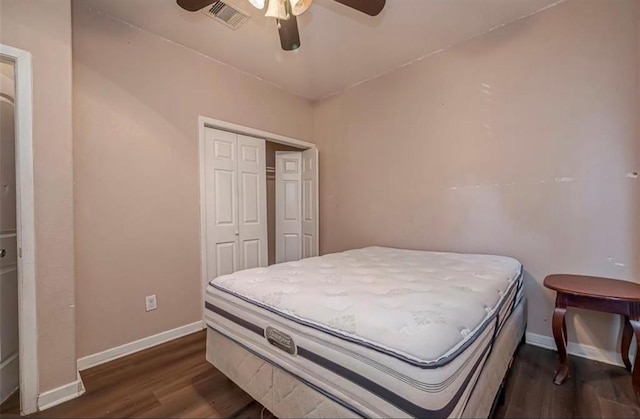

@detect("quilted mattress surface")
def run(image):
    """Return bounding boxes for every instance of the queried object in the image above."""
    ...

[210,246,522,365]
[205,247,524,417]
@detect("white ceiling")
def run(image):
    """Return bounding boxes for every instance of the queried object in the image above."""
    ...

[84,0,559,100]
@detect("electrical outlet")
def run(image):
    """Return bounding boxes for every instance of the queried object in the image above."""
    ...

[145,294,157,312]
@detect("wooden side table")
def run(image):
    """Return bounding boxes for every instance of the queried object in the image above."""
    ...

[544,274,640,398]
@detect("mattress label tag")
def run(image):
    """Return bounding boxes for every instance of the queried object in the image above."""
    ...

[265,326,296,355]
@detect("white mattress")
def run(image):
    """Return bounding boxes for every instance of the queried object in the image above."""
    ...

[206,300,527,419]
[205,247,523,417]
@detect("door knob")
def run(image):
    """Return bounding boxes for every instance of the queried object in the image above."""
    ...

[235,231,239,236]
[0,249,6,258]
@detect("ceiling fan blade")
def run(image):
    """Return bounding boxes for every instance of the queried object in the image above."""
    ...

[278,15,301,51]
[176,0,215,12]
[332,0,385,16]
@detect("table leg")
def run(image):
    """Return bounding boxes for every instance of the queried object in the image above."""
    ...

[630,320,640,399]
[552,306,569,385]
[622,315,633,372]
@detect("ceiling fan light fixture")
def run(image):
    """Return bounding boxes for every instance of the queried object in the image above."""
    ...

[265,0,288,20]
[289,0,312,16]
[177,0,386,52]
[248,0,265,9]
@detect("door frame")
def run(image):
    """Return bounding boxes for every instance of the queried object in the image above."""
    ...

[198,116,317,320]
[0,44,38,415]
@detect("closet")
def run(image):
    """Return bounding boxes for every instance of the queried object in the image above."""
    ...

[204,128,268,278]
[202,125,319,286]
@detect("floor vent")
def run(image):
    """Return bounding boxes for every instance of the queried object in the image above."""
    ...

[201,1,249,30]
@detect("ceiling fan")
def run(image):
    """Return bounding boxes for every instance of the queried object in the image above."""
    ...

[177,0,385,51]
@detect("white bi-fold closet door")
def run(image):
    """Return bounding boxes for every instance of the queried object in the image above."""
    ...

[204,127,267,279]
[275,148,318,263]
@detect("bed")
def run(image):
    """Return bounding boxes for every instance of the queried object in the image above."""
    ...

[204,247,526,418]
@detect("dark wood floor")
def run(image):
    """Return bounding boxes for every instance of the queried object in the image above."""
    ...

[0,393,19,418]
[0,331,271,419]
[1,331,638,418]
[495,343,640,418]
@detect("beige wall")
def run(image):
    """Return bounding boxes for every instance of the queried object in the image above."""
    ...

[72,3,314,358]
[0,0,76,392]
[313,0,640,353]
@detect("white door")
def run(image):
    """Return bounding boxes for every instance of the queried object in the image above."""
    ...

[275,148,319,263]
[236,134,267,270]
[275,152,302,263]
[301,148,319,258]
[0,65,19,405]
[204,128,239,279]
[204,127,267,284]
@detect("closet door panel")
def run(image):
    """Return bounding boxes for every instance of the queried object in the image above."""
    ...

[301,148,319,258]
[214,170,235,225]
[283,181,300,220]
[215,241,237,277]
[275,152,302,263]
[237,135,267,270]
[242,239,260,270]
[241,172,259,224]
[205,128,239,281]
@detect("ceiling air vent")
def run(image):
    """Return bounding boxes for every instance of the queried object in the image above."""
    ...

[201,1,249,30]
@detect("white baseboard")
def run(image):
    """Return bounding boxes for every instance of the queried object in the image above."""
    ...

[77,320,205,371]
[0,353,19,405]
[526,332,627,368]
[37,375,85,411]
